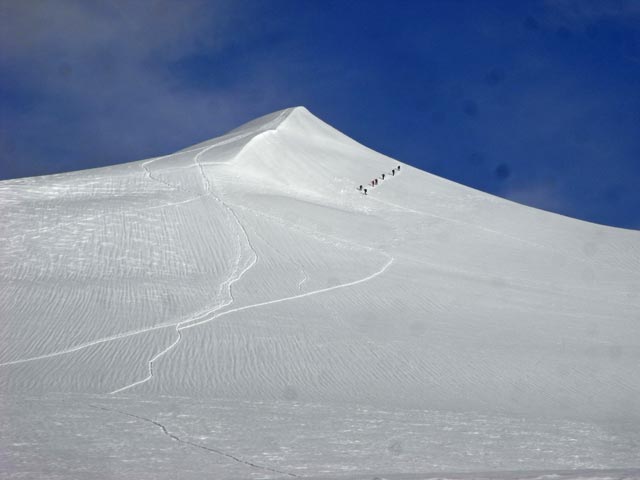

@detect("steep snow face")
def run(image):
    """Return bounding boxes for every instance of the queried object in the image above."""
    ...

[1,107,639,426]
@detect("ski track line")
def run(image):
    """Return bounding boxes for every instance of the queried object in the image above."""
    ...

[88,404,300,478]
[108,327,183,394]
[0,322,177,367]
[108,221,257,395]
[110,210,392,390]
[1,162,228,369]
[297,269,308,291]
[108,197,393,391]
[107,125,263,394]
[107,248,251,394]
[0,258,262,368]
[141,144,209,195]
[173,190,395,332]
[180,255,394,331]
[108,112,290,392]
[0,112,290,369]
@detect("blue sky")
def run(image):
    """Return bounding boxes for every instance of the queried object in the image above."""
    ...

[1,0,639,229]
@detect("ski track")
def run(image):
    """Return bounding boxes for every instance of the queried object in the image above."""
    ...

[0,254,393,369]
[109,245,392,391]
[297,269,308,291]
[107,109,293,393]
[179,255,393,331]
[88,404,300,478]
[1,201,393,385]
[108,327,184,395]
[0,139,247,369]
[108,217,256,394]
[0,322,176,367]
[107,128,261,394]
[141,144,210,196]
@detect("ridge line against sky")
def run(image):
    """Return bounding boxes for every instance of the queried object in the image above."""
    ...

[0,0,639,229]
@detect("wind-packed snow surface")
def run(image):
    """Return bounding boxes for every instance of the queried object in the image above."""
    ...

[1,107,639,479]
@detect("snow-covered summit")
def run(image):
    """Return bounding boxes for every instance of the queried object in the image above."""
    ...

[2,106,640,478]
[2,106,639,420]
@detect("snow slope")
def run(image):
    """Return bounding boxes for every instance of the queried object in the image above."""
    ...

[1,107,639,479]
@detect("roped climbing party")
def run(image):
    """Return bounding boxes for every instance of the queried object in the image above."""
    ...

[357,165,401,195]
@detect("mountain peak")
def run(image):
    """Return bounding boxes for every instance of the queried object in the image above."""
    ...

[1,101,639,480]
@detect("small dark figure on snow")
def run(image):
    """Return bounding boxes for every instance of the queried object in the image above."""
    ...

[397,165,401,171]
[375,179,379,185]
[391,169,395,176]
[381,173,385,180]
[364,188,368,195]
[358,185,362,191]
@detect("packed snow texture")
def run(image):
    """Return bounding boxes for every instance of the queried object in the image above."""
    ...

[1,107,639,479]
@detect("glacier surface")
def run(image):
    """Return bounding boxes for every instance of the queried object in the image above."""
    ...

[1,107,639,479]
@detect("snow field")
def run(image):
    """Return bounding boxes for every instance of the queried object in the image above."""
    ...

[1,106,639,478]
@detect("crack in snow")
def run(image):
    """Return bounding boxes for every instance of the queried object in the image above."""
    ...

[89,404,300,477]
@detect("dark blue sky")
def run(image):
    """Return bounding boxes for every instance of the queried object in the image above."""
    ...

[1,1,639,229]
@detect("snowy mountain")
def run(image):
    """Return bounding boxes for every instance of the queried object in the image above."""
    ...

[1,107,639,479]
